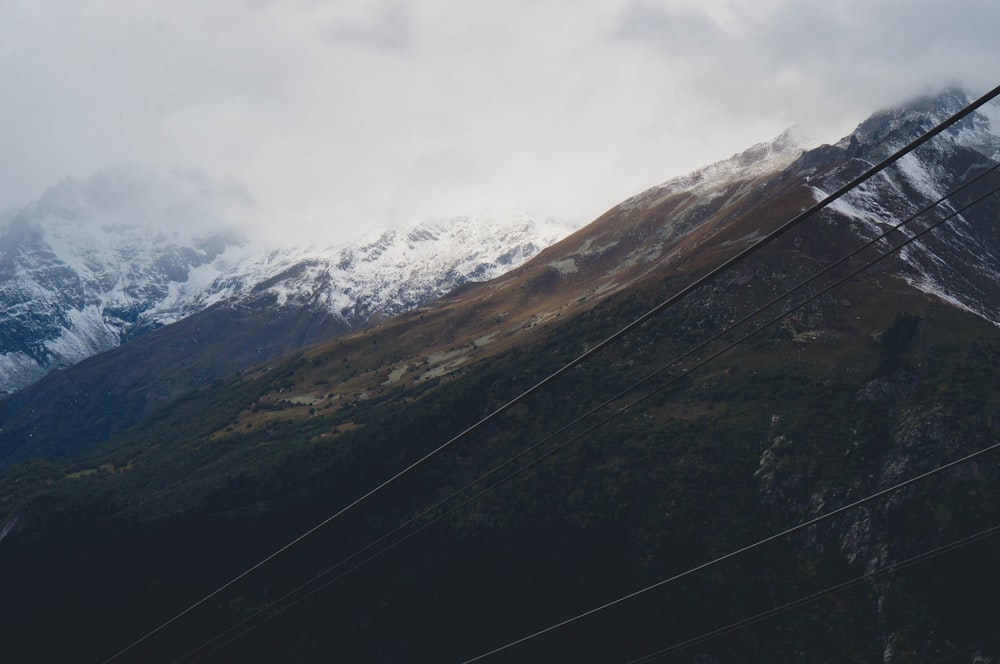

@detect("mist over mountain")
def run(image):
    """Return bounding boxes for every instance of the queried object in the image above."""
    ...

[0,168,574,394]
[2,88,1000,663]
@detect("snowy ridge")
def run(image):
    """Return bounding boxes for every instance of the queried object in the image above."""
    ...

[143,214,572,326]
[0,169,574,394]
[840,89,1000,160]
[621,126,819,211]
[615,88,1000,330]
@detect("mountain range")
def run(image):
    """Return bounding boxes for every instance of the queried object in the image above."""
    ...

[1,88,999,663]
[0,168,572,395]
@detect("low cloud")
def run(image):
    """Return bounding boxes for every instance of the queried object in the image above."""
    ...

[1,0,997,246]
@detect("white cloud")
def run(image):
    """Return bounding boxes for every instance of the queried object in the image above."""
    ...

[1,0,998,245]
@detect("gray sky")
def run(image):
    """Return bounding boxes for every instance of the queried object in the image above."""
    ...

[2,0,998,244]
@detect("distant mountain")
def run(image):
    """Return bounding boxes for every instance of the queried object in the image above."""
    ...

[0,167,573,394]
[2,88,1000,663]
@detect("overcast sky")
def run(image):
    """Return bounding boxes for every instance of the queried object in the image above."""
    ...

[2,0,998,245]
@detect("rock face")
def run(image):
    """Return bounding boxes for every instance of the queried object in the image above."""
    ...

[0,166,573,394]
[813,89,1000,325]
[0,168,238,390]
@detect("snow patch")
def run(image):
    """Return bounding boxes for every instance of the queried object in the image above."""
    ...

[894,154,945,201]
[0,352,47,395]
[45,306,121,364]
[978,100,1000,139]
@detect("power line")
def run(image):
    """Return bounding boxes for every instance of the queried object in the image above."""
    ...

[455,181,1000,662]
[172,100,1000,661]
[178,156,1000,661]
[104,83,1000,663]
[625,524,1000,663]
[930,633,1000,664]
[460,440,1000,662]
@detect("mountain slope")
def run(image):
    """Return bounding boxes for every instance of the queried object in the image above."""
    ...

[1,89,1000,663]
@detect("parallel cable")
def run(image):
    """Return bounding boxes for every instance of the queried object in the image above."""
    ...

[461,439,1000,663]
[459,182,1000,661]
[105,84,1000,663]
[626,524,1000,663]
[452,178,1000,660]
[175,109,1000,663]
[930,634,1000,664]
[179,158,1000,661]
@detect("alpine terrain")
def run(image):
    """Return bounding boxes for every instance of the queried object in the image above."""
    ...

[1,87,1000,663]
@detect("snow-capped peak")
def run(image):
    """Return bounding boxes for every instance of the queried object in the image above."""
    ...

[839,88,1000,160]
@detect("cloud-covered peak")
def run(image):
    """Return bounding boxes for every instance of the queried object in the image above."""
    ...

[837,87,1000,160]
[14,166,252,241]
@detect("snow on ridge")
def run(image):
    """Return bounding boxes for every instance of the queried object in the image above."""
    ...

[977,99,1000,138]
[0,352,46,396]
[671,127,816,189]
[903,273,1000,328]
[44,306,119,364]
[245,214,574,318]
[892,154,946,202]
[140,212,569,320]
[621,127,819,212]
[953,99,1000,158]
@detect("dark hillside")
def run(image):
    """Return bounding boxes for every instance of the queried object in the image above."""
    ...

[0,298,350,468]
[3,253,999,662]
